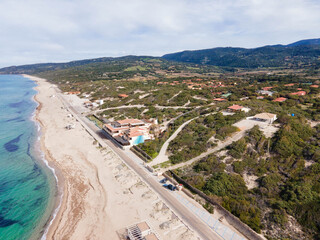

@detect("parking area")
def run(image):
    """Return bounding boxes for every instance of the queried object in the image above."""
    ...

[233,119,279,138]
[62,94,91,114]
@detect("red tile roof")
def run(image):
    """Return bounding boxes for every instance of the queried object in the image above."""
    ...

[273,97,287,102]
[310,85,319,88]
[126,127,146,138]
[118,94,129,98]
[117,119,144,125]
[213,98,227,101]
[104,124,129,133]
[157,81,168,85]
[228,105,244,110]
[290,91,306,96]
[263,87,273,91]
[67,91,81,95]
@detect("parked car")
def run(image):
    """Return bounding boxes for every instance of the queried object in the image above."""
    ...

[163,183,176,191]
[160,178,167,183]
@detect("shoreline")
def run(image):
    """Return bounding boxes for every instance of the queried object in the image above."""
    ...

[22,74,204,240]
[27,74,66,240]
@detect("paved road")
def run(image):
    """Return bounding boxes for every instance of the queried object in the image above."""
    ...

[151,117,198,166]
[56,90,222,240]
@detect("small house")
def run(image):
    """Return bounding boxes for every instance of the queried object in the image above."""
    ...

[213,98,227,102]
[257,90,274,96]
[290,91,306,96]
[263,87,273,91]
[127,221,159,240]
[118,94,129,98]
[284,83,295,87]
[227,105,251,113]
[273,97,287,102]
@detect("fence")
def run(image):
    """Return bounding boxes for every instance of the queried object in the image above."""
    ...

[131,145,152,162]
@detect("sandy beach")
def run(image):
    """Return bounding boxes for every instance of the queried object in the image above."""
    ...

[27,75,200,240]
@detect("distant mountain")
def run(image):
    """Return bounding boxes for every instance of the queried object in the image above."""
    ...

[0,57,115,74]
[286,38,320,47]
[0,56,161,75]
[1,38,320,74]
[162,39,320,68]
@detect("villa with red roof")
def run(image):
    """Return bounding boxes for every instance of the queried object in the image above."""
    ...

[103,119,153,147]
[273,97,287,102]
[310,85,319,88]
[227,104,251,113]
[263,87,273,91]
[290,91,306,96]
[284,83,295,87]
[118,94,129,98]
[213,98,227,102]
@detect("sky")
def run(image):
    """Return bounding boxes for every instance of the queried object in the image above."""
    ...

[0,0,320,68]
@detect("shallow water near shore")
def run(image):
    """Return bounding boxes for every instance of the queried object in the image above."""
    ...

[0,75,56,240]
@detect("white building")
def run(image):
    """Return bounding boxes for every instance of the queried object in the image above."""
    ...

[257,90,274,96]
[248,113,277,124]
[127,221,159,240]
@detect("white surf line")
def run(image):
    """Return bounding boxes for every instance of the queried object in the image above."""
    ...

[29,78,63,240]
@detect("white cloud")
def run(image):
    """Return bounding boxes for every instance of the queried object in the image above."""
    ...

[0,0,319,67]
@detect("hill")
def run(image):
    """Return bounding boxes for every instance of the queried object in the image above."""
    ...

[162,39,320,68]
[287,38,320,47]
[0,56,145,75]
[0,38,320,75]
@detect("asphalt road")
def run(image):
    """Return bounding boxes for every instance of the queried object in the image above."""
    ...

[57,91,222,240]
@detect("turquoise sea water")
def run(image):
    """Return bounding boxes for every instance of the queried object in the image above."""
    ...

[0,75,56,240]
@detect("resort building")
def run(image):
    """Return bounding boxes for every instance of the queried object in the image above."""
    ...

[103,119,153,147]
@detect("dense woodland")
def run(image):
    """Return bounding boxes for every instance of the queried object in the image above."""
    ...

[178,119,320,239]
[163,42,320,68]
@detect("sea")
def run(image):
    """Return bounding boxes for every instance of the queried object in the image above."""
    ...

[0,75,57,240]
